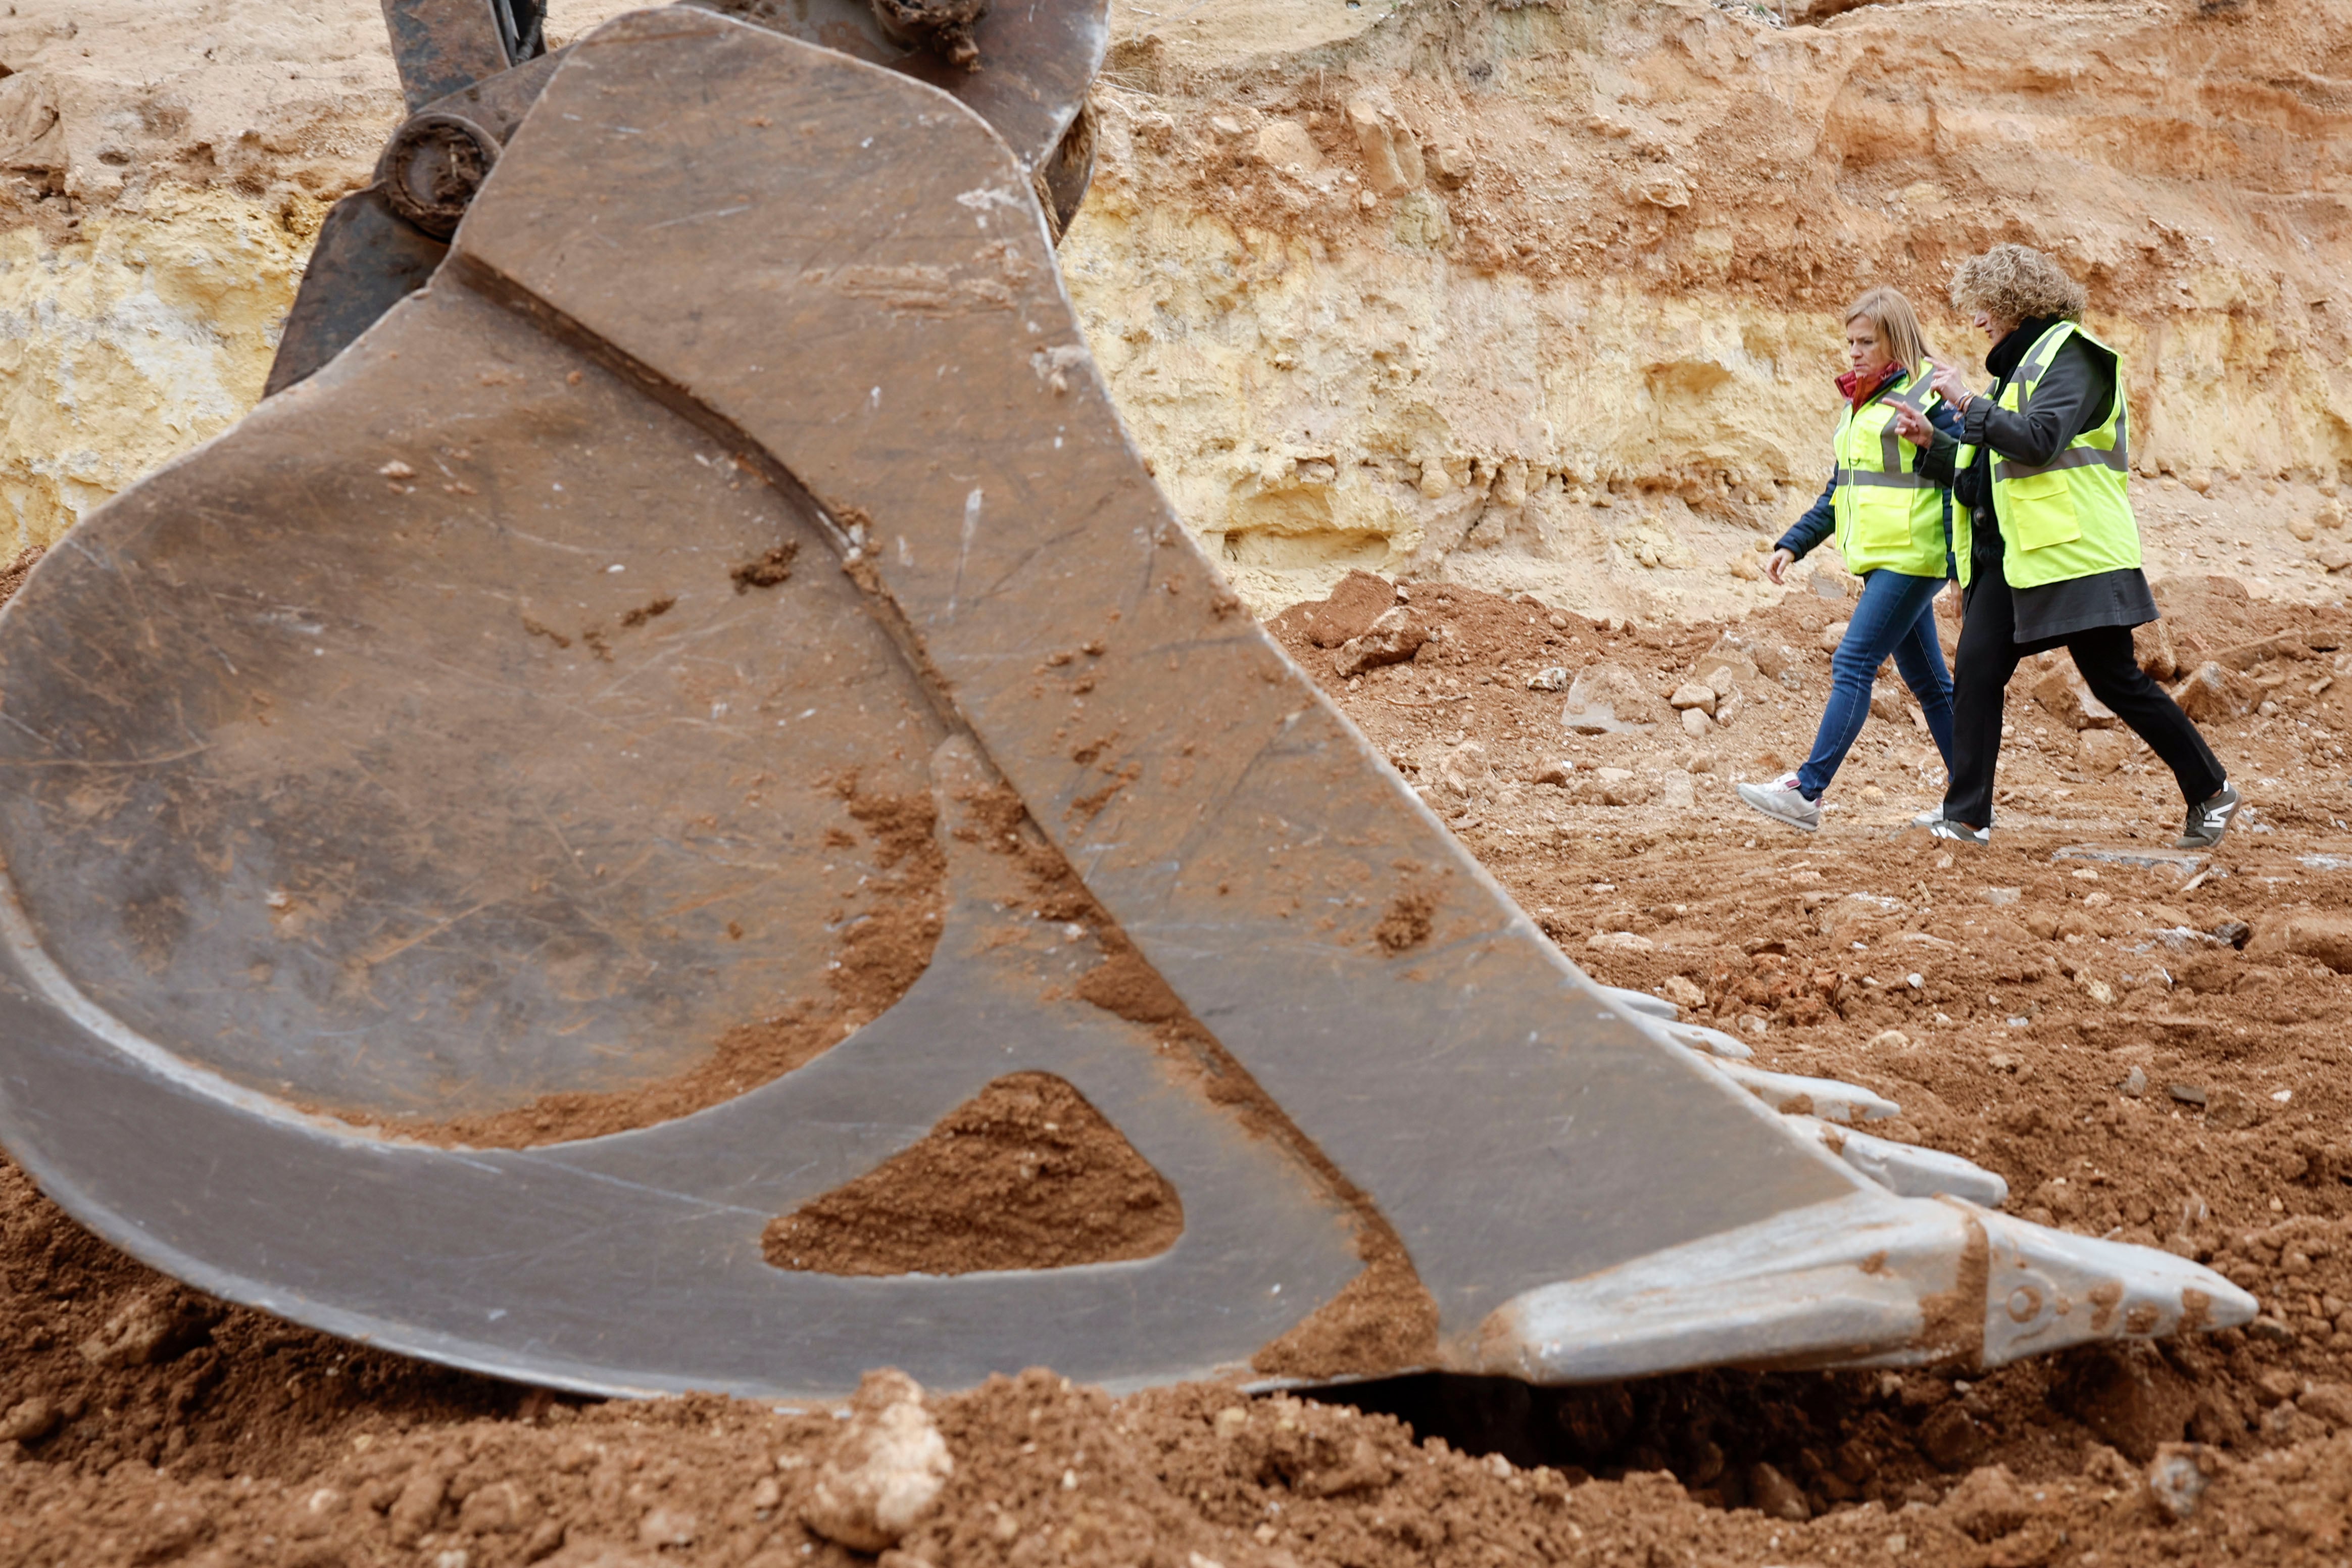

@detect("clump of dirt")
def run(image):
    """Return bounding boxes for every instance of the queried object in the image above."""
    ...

[826,782,950,1019]
[871,0,988,70]
[729,543,797,592]
[762,1071,1182,1276]
[617,594,675,628]
[518,611,570,648]
[358,780,947,1150]
[0,546,43,604]
[1371,886,1436,954]
[1273,567,1398,649]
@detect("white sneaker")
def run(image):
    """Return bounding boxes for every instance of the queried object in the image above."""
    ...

[1736,773,1820,832]
[1913,804,1995,830]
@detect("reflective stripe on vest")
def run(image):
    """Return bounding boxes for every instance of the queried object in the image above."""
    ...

[1959,321,2141,591]
[1830,365,1949,578]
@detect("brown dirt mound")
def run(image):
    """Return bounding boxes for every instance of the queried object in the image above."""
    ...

[762,1071,1184,1277]
[5,1315,2351,1567]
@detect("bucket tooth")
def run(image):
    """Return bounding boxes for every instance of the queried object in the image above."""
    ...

[1706,1060,1900,1124]
[1473,1195,2253,1384]
[1789,1117,2012,1209]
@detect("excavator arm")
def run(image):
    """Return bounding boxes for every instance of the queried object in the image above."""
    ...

[268,0,1099,396]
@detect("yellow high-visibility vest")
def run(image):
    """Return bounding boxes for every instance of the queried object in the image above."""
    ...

[1953,321,2139,591]
[1830,364,1949,579]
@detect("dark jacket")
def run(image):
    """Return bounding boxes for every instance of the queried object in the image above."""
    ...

[1917,320,2158,643]
[1776,368,1965,576]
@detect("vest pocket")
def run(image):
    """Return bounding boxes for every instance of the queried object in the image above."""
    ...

[2003,471,2081,551]
[1852,487,1914,550]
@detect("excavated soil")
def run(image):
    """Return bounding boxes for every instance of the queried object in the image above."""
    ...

[5,560,2352,1562]
[762,1071,1185,1276]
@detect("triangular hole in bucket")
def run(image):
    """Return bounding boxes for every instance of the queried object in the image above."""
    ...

[761,1071,1182,1275]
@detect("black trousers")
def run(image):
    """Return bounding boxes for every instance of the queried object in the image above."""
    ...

[1943,573,2226,828]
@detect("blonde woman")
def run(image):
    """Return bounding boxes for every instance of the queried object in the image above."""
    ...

[1892,244,2235,849]
[1738,286,1961,833]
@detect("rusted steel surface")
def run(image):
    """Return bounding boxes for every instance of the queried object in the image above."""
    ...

[377,112,502,237]
[697,0,1104,170]
[415,42,569,142]
[261,188,449,397]
[265,0,1100,401]
[381,0,543,113]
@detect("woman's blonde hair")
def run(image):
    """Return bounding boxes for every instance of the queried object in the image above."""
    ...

[1845,286,1929,372]
[1948,244,2086,323]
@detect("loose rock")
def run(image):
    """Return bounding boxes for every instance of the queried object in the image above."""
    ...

[1668,681,1717,715]
[800,1369,955,1553]
[2050,1343,2196,1461]
[2173,661,2256,722]
[0,1397,59,1445]
[2145,1444,2216,1521]
[1747,1461,1808,1521]
[1331,606,1428,676]
[2278,913,2352,971]
[1919,1404,1986,1471]
[1944,1464,2032,1542]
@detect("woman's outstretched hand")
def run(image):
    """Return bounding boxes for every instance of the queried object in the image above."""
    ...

[1927,359,1976,409]
[1765,548,1795,585]
[1892,403,1935,447]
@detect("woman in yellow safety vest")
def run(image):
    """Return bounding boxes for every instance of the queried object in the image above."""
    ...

[1890,244,2237,849]
[1737,286,1961,834]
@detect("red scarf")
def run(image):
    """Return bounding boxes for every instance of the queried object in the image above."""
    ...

[1836,361,1903,409]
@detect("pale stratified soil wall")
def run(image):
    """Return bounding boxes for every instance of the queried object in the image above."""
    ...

[3,0,2347,615]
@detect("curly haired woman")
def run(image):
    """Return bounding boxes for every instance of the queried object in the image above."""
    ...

[1892,244,2236,849]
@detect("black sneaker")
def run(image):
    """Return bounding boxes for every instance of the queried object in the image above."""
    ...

[2178,783,2241,850]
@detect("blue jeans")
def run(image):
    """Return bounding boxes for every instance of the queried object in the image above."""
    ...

[1796,569,1956,800]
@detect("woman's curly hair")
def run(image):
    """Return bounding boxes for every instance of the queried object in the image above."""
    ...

[1949,244,2087,323]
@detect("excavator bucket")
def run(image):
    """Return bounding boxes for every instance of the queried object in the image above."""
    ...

[0,3,2252,1400]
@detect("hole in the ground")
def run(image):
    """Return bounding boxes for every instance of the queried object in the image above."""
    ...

[1300,1365,1987,1513]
